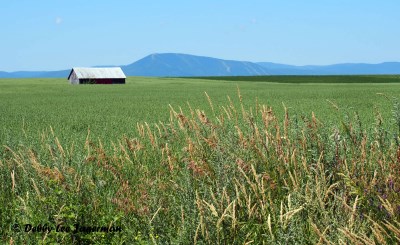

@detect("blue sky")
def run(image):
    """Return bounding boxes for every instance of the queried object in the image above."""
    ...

[1,0,399,71]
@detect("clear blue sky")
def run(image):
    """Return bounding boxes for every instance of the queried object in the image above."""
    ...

[1,0,399,71]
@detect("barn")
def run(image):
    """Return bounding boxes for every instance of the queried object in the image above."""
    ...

[67,67,126,84]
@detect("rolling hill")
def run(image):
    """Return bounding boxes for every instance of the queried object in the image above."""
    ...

[122,53,269,76]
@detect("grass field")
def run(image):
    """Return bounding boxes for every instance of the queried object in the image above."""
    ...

[1,76,400,244]
[1,76,400,147]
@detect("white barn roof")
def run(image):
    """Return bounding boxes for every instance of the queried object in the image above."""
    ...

[68,67,126,79]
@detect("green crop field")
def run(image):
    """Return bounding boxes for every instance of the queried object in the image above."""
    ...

[1,76,400,244]
[1,76,399,147]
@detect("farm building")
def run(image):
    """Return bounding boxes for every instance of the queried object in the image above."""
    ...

[67,67,126,84]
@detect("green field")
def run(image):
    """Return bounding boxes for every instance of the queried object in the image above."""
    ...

[1,76,399,147]
[1,76,400,244]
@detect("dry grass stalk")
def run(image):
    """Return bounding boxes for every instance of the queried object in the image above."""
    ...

[76,175,82,192]
[267,214,274,240]
[196,110,211,126]
[287,169,298,191]
[216,199,235,231]
[195,191,208,240]
[349,195,359,230]
[4,146,25,170]
[236,85,242,103]
[204,91,214,115]
[136,122,145,138]
[377,196,394,216]
[371,224,387,245]
[227,95,238,123]
[155,123,162,138]
[311,222,332,245]
[338,228,374,245]
[326,99,339,111]
[283,102,289,139]
[363,215,390,244]
[382,222,400,242]
[323,182,339,202]
[11,170,15,192]
[221,106,232,120]
[30,178,41,198]
[150,206,162,225]
[47,144,56,161]
[186,101,195,118]
[145,122,157,148]
[54,137,65,157]
[164,143,174,171]
[235,126,245,146]
[50,125,55,137]
[283,206,303,225]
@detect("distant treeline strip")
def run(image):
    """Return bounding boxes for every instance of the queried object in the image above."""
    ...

[184,75,400,83]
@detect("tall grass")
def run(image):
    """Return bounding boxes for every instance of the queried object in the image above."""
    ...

[1,91,400,244]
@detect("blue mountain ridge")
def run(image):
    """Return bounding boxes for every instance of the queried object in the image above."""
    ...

[1,53,399,78]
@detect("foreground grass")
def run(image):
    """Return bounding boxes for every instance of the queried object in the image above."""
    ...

[2,90,400,243]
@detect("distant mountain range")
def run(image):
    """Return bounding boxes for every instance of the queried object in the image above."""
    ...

[1,53,400,78]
